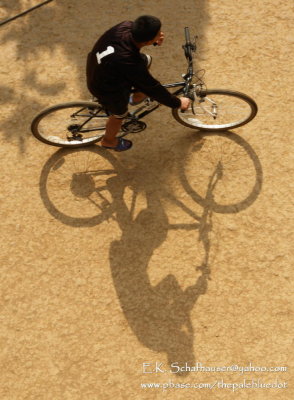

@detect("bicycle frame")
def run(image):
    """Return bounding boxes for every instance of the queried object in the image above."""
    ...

[69,80,189,136]
[128,81,187,121]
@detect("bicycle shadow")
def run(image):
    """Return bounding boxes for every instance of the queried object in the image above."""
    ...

[39,130,263,374]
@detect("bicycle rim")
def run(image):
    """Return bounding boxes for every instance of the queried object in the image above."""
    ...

[173,89,258,131]
[31,102,108,147]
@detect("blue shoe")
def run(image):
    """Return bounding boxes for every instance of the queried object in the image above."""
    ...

[102,137,132,152]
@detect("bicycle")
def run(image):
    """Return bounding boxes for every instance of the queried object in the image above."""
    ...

[31,27,258,148]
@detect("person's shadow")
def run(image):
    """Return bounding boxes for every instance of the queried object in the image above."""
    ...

[107,152,223,374]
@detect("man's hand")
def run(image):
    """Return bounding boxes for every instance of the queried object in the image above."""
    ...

[180,97,190,111]
[154,31,164,46]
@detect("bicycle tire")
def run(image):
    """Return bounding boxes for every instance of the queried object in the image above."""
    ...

[31,101,107,148]
[172,89,258,131]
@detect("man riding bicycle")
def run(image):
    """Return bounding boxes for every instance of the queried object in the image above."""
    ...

[86,15,190,151]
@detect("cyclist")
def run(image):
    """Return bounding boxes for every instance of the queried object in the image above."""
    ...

[86,15,190,151]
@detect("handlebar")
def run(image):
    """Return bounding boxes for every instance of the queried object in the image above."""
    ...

[182,26,196,61]
[184,27,191,45]
[181,27,197,109]
[182,27,196,97]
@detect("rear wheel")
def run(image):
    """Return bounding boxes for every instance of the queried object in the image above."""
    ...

[31,101,108,148]
[173,89,257,131]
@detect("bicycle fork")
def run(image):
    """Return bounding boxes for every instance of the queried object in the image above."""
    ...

[191,87,218,119]
[199,97,218,119]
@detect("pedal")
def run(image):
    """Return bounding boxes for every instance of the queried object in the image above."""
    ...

[144,98,159,111]
[121,120,147,133]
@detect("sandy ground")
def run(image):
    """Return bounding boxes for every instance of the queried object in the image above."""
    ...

[0,0,293,399]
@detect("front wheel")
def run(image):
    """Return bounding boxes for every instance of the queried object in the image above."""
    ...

[31,101,108,148]
[172,89,258,131]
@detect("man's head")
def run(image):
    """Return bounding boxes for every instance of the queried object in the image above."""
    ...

[131,15,161,44]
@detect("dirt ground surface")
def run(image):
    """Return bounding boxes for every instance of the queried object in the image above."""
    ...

[0,1,293,399]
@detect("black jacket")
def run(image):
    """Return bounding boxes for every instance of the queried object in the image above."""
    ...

[86,21,181,108]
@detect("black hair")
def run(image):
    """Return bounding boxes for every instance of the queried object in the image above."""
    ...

[131,15,161,43]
